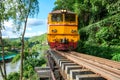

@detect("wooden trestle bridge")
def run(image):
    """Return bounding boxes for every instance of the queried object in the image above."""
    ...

[35,49,120,80]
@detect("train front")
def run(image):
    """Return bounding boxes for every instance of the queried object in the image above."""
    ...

[47,10,80,50]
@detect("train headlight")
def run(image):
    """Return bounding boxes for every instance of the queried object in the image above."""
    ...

[52,29,57,33]
[61,9,67,13]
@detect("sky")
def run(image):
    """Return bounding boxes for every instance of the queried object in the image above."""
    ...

[2,0,56,38]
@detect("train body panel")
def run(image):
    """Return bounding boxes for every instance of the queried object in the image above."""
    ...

[47,10,80,50]
[48,25,78,35]
[47,34,79,43]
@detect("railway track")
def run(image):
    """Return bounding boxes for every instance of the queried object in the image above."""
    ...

[47,49,120,80]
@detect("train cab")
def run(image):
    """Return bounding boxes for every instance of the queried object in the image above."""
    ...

[47,10,80,50]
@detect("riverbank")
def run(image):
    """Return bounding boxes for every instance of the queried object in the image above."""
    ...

[0,60,20,80]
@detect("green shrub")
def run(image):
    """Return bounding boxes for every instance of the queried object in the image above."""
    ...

[112,53,120,61]
[12,54,20,63]
[8,72,20,80]
[23,56,46,79]
[4,47,9,51]
[77,44,113,59]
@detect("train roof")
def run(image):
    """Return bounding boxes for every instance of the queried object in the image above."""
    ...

[49,10,76,14]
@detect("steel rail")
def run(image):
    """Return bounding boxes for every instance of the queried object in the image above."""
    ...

[71,51,120,69]
[54,50,120,80]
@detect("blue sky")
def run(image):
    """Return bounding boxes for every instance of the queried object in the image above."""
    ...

[2,0,55,38]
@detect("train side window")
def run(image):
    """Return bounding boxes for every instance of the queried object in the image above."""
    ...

[65,14,75,22]
[51,14,63,22]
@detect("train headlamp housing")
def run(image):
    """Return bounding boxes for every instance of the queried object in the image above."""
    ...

[71,30,77,33]
[52,29,57,33]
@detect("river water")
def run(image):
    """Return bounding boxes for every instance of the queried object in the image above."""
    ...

[0,60,20,80]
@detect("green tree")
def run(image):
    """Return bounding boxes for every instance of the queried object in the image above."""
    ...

[53,0,75,11]
[7,72,20,80]
[10,40,20,50]
[11,0,39,79]
[0,0,11,79]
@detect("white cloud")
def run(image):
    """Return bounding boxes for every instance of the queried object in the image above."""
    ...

[2,31,18,38]
[25,31,44,37]
[2,18,46,38]
[2,30,45,38]
[27,18,46,27]
[4,18,46,28]
[4,20,14,28]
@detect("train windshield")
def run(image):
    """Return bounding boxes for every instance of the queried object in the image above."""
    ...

[65,14,76,22]
[51,14,63,22]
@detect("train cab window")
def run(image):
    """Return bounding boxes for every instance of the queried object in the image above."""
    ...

[51,14,63,22]
[65,14,76,22]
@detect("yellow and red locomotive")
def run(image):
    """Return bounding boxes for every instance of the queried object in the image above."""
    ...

[47,10,80,50]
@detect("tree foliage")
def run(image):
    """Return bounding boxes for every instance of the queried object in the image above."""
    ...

[7,72,20,80]
[0,0,39,79]
[10,0,39,79]
[11,33,47,79]
[53,0,75,11]
[0,0,14,79]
